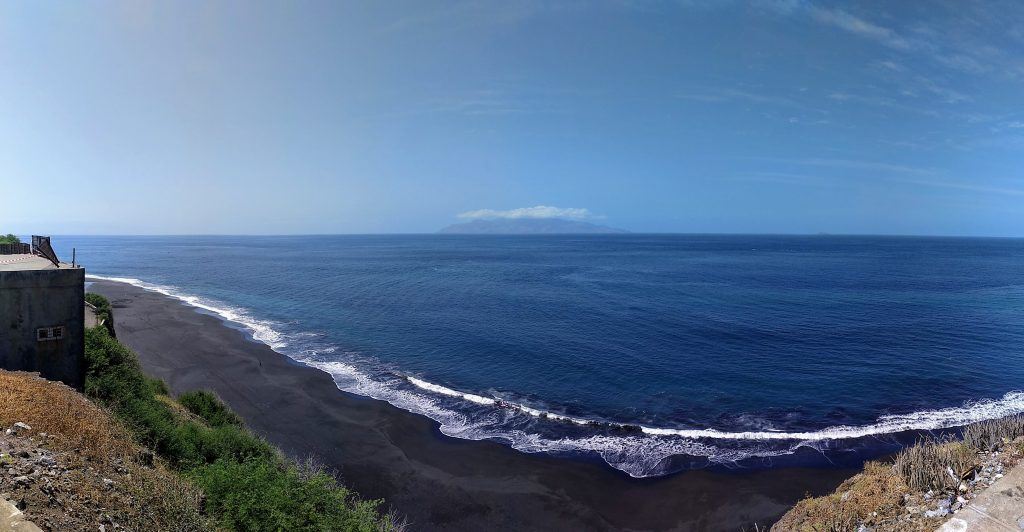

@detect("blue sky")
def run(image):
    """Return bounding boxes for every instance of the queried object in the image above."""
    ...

[2,1,1023,235]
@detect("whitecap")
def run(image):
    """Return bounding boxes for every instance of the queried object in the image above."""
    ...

[86,274,285,349]
[87,274,1024,477]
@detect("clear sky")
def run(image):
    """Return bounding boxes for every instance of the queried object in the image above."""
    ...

[2,1,1023,235]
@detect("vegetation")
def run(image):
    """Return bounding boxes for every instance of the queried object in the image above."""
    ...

[83,324,397,531]
[85,292,117,337]
[0,233,20,244]
[192,458,388,531]
[776,416,1024,531]
[178,389,244,428]
[0,370,208,530]
[771,461,906,532]
[892,438,973,492]
[962,415,1024,451]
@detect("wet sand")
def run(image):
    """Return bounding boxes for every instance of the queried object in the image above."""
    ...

[88,280,853,531]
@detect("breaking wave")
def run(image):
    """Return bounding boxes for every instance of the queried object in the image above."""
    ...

[406,375,1024,441]
[87,274,285,348]
[87,273,1024,477]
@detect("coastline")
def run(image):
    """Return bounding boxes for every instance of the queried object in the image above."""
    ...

[88,279,854,531]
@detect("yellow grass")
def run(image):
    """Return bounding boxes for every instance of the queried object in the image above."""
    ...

[772,461,912,531]
[0,370,135,461]
[0,370,208,531]
[773,437,987,531]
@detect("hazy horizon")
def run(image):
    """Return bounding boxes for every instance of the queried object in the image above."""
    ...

[4,1,1023,237]
[21,230,1024,239]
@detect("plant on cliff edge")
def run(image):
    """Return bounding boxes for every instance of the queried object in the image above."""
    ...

[85,292,117,337]
[83,326,398,531]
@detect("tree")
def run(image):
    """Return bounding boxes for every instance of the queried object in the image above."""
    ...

[0,234,20,244]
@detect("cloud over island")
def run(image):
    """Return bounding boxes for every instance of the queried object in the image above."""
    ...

[457,205,595,220]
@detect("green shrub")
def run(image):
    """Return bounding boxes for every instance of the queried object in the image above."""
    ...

[0,233,19,244]
[85,328,275,469]
[84,326,149,402]
[178,390,243,427]
[85,292,117,337]
[190,459,387,531]
[147,376,170,396]
[83,326,395,530]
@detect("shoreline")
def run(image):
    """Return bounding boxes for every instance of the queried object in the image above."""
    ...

[89,279,854,530]
[81,275,1024,477]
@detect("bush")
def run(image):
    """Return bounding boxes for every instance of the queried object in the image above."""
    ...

[85,292,117,337]
[0,233,20,244]
[962,415,1024,451]
[190,459,387,531]
[892,438,975,492]
[148,376,171,396]
[179,390,243,427]
[83,326,395,530]
[85,328,275,469]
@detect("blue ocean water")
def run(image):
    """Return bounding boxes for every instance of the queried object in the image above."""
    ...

[60,235,1024,476]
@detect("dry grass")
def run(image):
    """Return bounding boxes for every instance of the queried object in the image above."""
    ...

[771,462,909,531]
[0,370,136,462]
[0,370,208,531]
[892,438,975,492]
[774,430,995,530]
[962,415,1024,452]
[771,413,1024,531]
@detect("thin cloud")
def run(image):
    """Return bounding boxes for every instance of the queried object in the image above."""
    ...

[677,87,827,114]
[808,7,917,51]
[776,3,1019,82]
[795,158,935,175]
[915,76,972,104]
[730,171,847,187]
[746,157,936,176]
[935,53,991,75]
[457,205,594,220]
[900,178,1024,196]
[876,60,906,73]
[827,91,944,118]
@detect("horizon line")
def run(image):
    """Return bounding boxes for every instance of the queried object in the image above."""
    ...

[26,232,1024,239]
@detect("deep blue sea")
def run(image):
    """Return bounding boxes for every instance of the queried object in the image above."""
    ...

[59,235,1024,477]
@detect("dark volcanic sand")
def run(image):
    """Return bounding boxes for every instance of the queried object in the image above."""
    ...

[89,280,852,531]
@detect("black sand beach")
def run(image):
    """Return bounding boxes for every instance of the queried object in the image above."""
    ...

[89,280,852,531]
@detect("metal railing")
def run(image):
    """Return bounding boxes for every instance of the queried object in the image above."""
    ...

[31,235,60,266]
[0,242,30,255]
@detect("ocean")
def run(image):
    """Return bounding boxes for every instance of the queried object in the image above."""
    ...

[60,234,1024,477]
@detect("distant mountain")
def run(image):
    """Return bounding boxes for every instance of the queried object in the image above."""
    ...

[438,218,628,234]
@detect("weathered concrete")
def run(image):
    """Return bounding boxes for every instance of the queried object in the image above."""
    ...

[938,463,1024,531]
[0,256,57,272]
[0,496,42,532]
[0,265,85,389]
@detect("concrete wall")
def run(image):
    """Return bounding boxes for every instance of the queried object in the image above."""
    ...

[0,268,85,389]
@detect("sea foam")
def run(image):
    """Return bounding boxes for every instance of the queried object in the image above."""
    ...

[87,274,285,349]
[86,273,1024,477]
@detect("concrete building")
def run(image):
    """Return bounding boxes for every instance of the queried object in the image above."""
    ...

[0,251,86,389]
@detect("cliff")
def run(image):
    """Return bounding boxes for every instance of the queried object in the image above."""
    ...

[0,295,400,531]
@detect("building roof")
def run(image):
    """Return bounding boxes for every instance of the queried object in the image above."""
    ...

[0,254,75,272]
